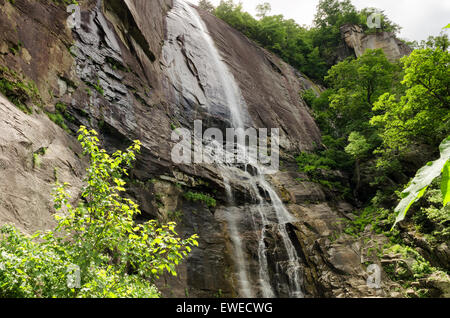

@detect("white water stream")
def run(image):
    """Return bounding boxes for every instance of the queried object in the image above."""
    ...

[163,0,304,298]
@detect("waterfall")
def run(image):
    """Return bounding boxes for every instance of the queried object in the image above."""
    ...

[222,174,254,298]
[163,0,304,298]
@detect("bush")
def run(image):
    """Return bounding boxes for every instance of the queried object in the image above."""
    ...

[184,191,216,208]
[413,187,450,240]
[343,206,397,237]
[383,244,435,279]
[0,126,198,298]
[0,66,40,113]
[301,89,317,108]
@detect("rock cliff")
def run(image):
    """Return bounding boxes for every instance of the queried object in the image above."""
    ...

[340,24,412,62]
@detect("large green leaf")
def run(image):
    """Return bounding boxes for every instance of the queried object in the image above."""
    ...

[442,160,450,206]
[393,136,450,228]
[445,23,450,29]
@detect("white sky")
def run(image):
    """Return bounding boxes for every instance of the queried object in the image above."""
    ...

[186,0,450,42]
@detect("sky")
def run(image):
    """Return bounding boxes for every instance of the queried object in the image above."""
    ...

[186,0,450,42]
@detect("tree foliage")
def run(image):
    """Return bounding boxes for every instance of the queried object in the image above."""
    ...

[302,30,449,239]
[198,0,215,13]
[371,48,450,154]
[0,126,198,298]
[255,2,271,18]
[393,136,450,228]
[313,0,360,29]
[326,49,399,137]
[213,0,403,82]
[410,33,450,51]
[357,8,401,34]
[345,132,371,160]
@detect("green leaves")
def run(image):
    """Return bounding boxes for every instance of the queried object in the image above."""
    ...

[198,0,215,12]
[326,49,397,139]
[0,126,198,298]
[214,0,329,80]
[393,136,450,228]
[372,48,450,160]
[345,132,372,159]
[183,191,217,208]
[442,161,450,206]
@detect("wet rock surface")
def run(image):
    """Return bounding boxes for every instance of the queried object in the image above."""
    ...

[198,9,322,153]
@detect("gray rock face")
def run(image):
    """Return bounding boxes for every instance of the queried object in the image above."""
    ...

[162,1,252,131]
[0,95,86,235]
[340,24,412,62]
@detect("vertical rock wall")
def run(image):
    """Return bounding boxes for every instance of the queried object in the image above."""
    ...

[340,24,412,62]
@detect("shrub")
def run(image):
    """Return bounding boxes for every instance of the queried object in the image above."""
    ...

[0,66,41,113]
[184,191,216,208]
[0,126,198,298]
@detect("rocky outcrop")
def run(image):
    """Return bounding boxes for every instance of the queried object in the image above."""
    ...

[341,24,412,61]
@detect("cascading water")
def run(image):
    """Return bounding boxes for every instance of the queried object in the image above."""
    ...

[222,174,254,298]
[163,0,304,298]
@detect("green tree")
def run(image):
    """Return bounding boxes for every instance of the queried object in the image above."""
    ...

[313,0,359,29]
[302,49,402,201]
[198,0,215,13]
[214,0,259,39]
[413,33,450,51]
[0,126,198,298]
[371,48,450,155]
[311,0,360,67]
[358,8,401,34]
[256,2,271,19]
[393,136,450,228]
[345,131,372,160]
[345,131,372,193]
[326,49,398,136]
